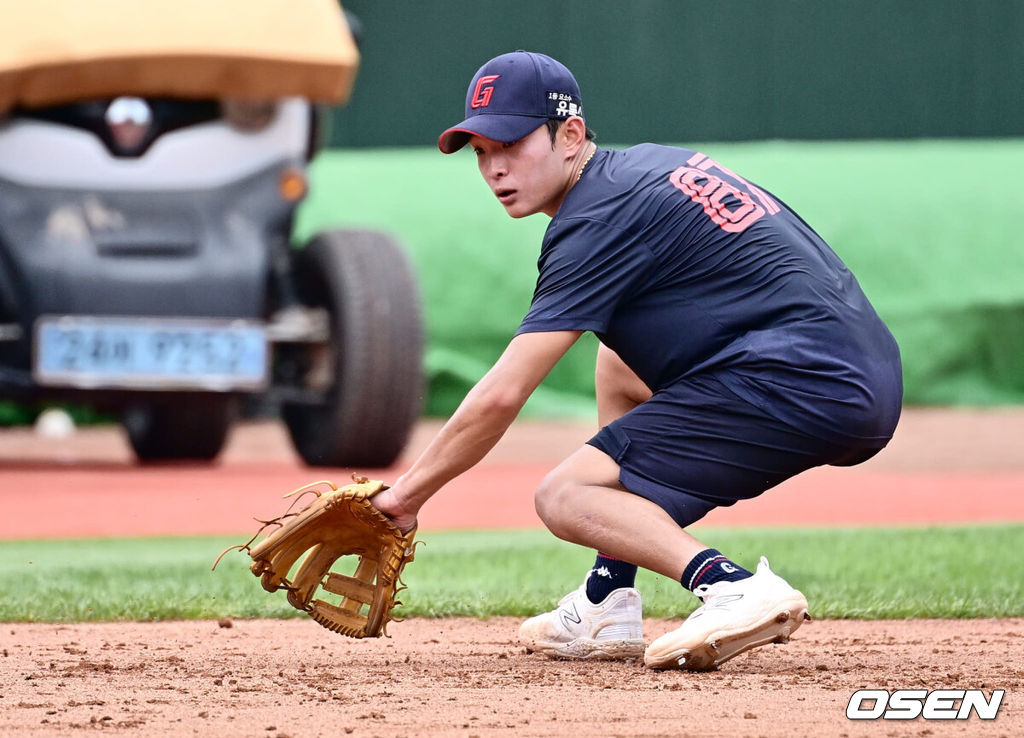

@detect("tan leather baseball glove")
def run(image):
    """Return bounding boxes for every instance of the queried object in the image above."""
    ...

[216,474,417,637]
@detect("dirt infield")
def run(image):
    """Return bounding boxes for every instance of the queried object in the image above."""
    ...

[1,409,1023,736]
[3,618,1021,737]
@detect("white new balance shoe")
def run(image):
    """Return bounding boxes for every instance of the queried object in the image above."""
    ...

[518,580,645,660]
[644,557,811,671]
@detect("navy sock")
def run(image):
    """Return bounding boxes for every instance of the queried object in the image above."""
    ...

[585,553,638,604]
[681,549,752,594]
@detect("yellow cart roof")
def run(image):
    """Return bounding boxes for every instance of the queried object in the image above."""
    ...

[0,0,359,111]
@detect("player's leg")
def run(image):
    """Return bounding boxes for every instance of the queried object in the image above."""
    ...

[577,345,653,605]
[520,437,770,663]
[586,348,766,617]
[520,441,803,666]
[514,348,654,660]
[519,348,783,663]
[526,373,840,669]
[534,446,809,670]
[515,446,652,660]
[535,444,706,580]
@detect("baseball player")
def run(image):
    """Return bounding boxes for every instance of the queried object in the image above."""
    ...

[374,51,902,670]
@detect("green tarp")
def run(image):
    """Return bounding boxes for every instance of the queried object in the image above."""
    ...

[3,138,1020,425]
[295,138,1024,417]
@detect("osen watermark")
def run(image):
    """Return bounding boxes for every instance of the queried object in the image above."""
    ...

[846,689,1004,720]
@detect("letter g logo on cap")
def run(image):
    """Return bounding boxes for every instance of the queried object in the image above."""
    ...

[471,75,500,108]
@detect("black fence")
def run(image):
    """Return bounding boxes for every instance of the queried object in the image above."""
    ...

[329,0,1023,147]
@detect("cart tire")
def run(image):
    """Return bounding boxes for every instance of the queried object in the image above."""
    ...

[283,229,423,467]
[123,394,235,462]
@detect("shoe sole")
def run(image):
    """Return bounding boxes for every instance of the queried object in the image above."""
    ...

[644,597,811,671]
[525,638,646,661]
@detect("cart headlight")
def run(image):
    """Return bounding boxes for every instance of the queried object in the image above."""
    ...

[105,97,152,153]
[221,99,277,131]
[278,167,308,203]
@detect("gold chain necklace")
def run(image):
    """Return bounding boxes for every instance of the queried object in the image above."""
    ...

[576,147,596,182]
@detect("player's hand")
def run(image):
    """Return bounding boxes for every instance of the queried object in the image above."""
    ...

[372,484,419,534]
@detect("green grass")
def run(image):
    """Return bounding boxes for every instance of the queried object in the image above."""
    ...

[291,140,1024,411]
[1,525,1022,623]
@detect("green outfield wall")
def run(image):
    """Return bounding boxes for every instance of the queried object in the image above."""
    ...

[331,0,1024,147]
[295,138,1024,417]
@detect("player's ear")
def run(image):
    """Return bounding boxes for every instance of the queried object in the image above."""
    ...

[560,116,588,155]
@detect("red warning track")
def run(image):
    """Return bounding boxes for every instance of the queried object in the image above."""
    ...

[1,409,1022,539]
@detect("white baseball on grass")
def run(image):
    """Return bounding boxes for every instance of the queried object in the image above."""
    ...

[34,408,76,438]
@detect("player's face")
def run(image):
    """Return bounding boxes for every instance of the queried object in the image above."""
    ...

[470,125,571,218]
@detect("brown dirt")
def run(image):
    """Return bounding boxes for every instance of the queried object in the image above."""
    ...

[2,618,1021,737]
[2,408,1023,736]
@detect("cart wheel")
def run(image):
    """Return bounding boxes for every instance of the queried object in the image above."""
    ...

[282,229,423,467]
[123,394,235,462]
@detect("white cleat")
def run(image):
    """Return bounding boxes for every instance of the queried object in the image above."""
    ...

[644,557,811,671]
[519,581,645,661]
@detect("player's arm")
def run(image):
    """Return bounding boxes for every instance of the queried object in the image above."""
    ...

[374,329,582,529]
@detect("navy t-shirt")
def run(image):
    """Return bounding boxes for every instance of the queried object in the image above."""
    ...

[517,144,902,444]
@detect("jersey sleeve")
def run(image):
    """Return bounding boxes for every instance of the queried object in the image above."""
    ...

[517,216,656,335]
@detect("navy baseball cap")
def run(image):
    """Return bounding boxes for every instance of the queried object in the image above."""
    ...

[438,50,584,154]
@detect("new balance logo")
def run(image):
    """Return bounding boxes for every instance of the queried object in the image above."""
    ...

[705,594,743,609]
[690,593,743,614]
[559,602,582,628]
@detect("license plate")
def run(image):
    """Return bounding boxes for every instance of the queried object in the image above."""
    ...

[34,317,268,390]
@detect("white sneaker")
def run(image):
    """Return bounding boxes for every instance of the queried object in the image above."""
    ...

[644,557,811,671]
[518,580,645,660]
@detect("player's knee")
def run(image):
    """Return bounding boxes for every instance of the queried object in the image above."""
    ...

[534,470,580,534]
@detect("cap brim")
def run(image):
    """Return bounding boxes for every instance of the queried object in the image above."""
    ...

[438,114,546,154]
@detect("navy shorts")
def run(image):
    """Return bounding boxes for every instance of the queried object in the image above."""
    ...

[587,373,886,527]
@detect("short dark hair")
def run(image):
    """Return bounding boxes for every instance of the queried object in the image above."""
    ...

[545,118,596,146]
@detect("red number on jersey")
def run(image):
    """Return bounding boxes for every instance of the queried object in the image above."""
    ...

[668,153,780,234]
